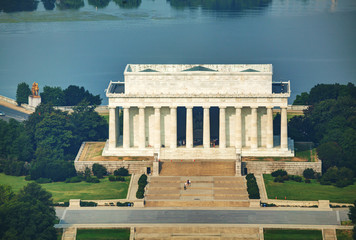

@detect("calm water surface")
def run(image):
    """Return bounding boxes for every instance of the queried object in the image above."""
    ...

[0,0,355,104]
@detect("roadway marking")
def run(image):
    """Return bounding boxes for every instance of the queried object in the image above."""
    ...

[60,209,68,224]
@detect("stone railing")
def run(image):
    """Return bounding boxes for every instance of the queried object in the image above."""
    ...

[0,95,17,105]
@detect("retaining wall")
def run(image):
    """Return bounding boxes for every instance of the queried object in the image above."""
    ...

[243,160,322,175]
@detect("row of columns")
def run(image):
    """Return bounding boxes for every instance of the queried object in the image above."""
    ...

[109,106,288,151]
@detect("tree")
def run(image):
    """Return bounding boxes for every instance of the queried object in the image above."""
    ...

[56,0,84,10]
[41,86,65,106]
[63,85,101,106]
[88,0,110,8]
[293,92,309,105]
[303,168,316,179]
[317,142,343,173]
[16,82,31,105]
[0,0,38,12]
[92,163,106,179]
[0,185,14,205]
[0,183,57,240]
[41,0,55,10]
[348,201,356,224]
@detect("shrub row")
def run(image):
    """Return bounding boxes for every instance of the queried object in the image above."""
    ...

[80,201,97,207]
[246,173,260,199]
[117,202,133,207]
[108,175,125,182]
[136,174,148,199]
[114,167,129,177]
[52,202,69,207]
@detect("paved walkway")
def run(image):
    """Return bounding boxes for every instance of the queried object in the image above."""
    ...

[127,174,140,200]
[255,174,268,201]
[57,208,343,226]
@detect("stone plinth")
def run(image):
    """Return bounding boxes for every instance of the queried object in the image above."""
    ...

[318,200,330,209]
[28,95,41,108]
[69,199,81,208]
[249,199,261,208]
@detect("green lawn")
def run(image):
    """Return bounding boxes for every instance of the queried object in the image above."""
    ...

[264,174,356,203]
[264,229,322,240]
[336,229,354,240]
[0,173,130,202]
[76,229,130,240]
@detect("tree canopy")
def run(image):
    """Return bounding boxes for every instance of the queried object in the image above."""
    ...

[289,83,356,176]
[41,85,101,106]
[0,183,57,240]
[16,82,31,105]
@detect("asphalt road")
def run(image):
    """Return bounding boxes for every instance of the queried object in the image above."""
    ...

[56,208,347,226]
[0,105,29,122]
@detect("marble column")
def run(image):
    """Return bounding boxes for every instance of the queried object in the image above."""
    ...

[108,106,118,149]
[266,106,273,149]
[154,107,161,149]
[219,106,226,148]
[281,107,288,150]
[123,107,130,149]
[235,107,242,150]
[138,107,145,149]
[251,107,258,149]
[170,106,177,149]
[186,106,193,148]
[203,106,210,148]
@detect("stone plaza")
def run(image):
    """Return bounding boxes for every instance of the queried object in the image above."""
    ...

[102,64,294,161]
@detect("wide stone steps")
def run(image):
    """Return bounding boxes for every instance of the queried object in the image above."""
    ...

[145,176,249,205]
[134,227,260,240]
[159,162,236,176]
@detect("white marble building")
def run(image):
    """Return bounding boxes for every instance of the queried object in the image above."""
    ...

[102,64,294,159]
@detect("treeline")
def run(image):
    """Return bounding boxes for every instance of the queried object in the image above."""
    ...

[289,83,356,185]
[0,101,108,181]
[0,183,57,239]
[16,83,101,106]
[0,0,141,12]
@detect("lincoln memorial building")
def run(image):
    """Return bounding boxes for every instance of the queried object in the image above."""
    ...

[102,64,294,160]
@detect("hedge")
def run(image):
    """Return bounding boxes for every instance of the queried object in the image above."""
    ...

[246,173,260,199]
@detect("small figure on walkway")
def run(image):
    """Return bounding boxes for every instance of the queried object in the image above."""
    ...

[187,179,191,187]
[184,183,187,190]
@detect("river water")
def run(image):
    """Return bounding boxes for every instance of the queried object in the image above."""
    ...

[0,0,355,104]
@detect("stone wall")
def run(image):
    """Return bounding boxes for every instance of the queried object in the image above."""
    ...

[75,160,152,175]
[243,160,322,175]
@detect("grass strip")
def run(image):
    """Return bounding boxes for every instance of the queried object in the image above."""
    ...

[76,229,130,240]
[264,174,356,203]
[0,173,130,202]
[264,229,322,240]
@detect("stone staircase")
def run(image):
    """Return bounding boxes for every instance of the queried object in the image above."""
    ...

[323,229,337,240]
[134,226,260,240]
[145,176,249,207]
[159,161,236,176]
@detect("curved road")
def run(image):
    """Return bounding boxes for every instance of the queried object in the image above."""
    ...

[0,105,29,122]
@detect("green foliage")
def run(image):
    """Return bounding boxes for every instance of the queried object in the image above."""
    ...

[80,201,97,207]
[41,0,55,10]
[264,229,322,240]
[289,83,356,174]
[86,176,100,183]
[271,169,288,178]
[303,168,316,179]
[88,0,110,9]
[114,167,129,176]
[136,174,148,199]
[0,0,38,12]
[0,185,14,205]
[35,177,52,184]
[320,167,354,188]
[65,176,82,183]
[63,85,101,106]
[92,163,107,179]
[0,183,56,239]
[293,92,310,105]
[108,175,116,181]
[41,86,65,105]
[350,201,356,224]
[117,202,132,206]
[76,229,130,240]
[16,82,31,105]
[246,173,260,199]
[305,179,311,183]
[56,0,84,9]
[113,0,141,9]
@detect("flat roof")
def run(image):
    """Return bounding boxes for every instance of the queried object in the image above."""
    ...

[125,64,272,74]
